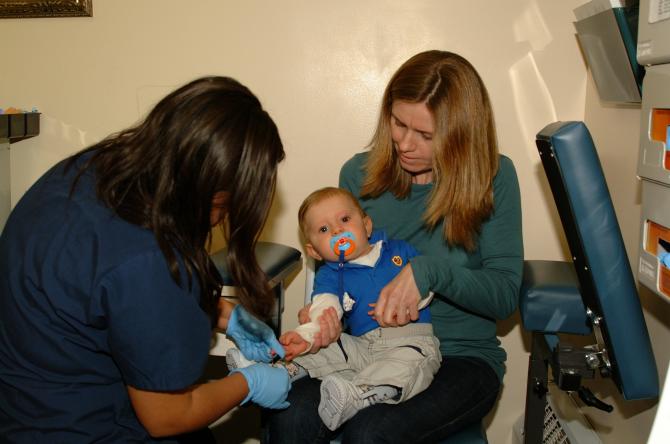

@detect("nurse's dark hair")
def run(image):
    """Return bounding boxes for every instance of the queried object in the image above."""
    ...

[362,50,499,251]
[68,76,285,323]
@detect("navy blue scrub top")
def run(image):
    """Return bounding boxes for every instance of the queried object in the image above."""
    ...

[0,155,212,442]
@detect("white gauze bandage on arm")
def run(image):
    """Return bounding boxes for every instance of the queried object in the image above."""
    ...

[292,293,343,354]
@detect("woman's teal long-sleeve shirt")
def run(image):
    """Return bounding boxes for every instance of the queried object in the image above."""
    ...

[339,152,523,381]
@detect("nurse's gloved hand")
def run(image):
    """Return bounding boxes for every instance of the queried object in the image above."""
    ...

[226,304,285,362]
[231,364,291,409]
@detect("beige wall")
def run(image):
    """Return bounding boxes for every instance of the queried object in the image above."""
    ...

[4,1,665,442]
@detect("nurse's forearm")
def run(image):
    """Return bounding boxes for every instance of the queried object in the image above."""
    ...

[217,297,236,331]
[127,373,249,437]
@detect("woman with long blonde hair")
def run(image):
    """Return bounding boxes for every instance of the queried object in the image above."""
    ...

[267,50,523,443]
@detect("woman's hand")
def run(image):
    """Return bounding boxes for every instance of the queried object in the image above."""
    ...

[298,305,341,352]
[372,264,421,327]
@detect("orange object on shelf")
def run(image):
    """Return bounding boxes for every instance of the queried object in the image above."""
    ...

[653,109,670,170]
[645,220,670,255]
[660,266,670,298]
[645,220,670,298]
[652,109,670,142]
[1,107,22,114]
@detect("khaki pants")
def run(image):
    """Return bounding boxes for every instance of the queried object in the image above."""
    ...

[295,323,441,403]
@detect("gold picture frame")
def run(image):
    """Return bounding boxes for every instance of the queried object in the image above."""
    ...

[0,0,92,19]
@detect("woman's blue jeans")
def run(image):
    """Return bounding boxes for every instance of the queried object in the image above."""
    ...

[263,355,500,444]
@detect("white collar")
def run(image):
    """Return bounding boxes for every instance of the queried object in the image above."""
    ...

[348,240,383,267]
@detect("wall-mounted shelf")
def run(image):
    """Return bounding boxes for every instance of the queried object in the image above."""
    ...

[1,112,41,232]
[0,112,40,142]
[638,64,670,185]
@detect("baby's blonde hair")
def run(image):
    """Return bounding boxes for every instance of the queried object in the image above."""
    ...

[298,187,366,238]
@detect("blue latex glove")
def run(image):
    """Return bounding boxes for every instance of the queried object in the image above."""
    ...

[660,252,670,268]
[231,364,291,409]
[226,304,285,362]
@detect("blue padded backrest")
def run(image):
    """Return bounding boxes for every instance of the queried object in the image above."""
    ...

[536,121,658,400]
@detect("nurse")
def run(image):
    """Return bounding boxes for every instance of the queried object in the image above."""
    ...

[0,76,290,442]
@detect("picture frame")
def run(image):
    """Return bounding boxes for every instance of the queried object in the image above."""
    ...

[0,0,92,19]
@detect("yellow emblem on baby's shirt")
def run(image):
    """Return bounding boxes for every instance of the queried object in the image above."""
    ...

[392,255,403,266]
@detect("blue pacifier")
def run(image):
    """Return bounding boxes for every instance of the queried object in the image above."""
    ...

[330,231,357,257]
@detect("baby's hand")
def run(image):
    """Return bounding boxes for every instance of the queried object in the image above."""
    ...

[279,331,310,361]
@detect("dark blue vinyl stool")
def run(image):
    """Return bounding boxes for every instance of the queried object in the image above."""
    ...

[444,423,487,444]
[314,421,485,444]
[520,122,658,443]
[328,422,487,444]
[210,241,302,334]
[435,423,486,444]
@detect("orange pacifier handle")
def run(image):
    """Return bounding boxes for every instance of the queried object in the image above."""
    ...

[330,232,356,257]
